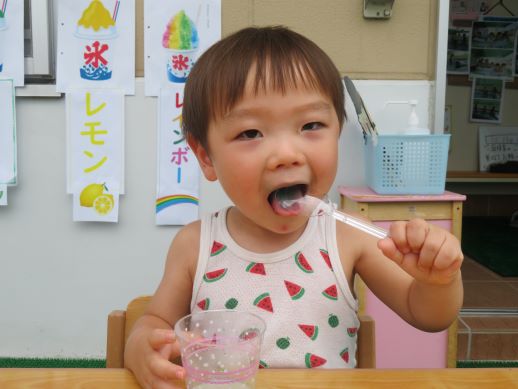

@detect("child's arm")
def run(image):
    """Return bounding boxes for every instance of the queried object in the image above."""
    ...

[124,222,201,389]
[351,218,463,332]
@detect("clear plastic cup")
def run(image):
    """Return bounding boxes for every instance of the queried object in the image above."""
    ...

[174,310,266,389]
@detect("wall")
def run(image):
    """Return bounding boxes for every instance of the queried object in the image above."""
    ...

[0,1,439,358]
[135,0,439,80]
[446,87,518,171]
[445,2,518,171]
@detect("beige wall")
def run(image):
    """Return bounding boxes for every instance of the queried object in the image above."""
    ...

[136,0,438,80]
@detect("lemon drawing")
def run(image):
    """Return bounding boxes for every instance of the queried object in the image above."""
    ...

[93,194,114,215]
[80,183,106,207]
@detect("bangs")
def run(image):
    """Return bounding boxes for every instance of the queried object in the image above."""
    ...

[212,55,325,120]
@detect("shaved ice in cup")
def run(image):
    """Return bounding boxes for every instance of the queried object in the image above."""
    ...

[162,10,199,83]
[75,0,118,81]
[174,310,266,389]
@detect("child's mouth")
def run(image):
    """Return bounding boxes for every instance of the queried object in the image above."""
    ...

[268,184,307,216]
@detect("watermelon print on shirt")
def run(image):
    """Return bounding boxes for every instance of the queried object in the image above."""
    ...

[191,208,359,369]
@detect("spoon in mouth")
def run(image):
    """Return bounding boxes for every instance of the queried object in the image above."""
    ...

[276,193,388,240]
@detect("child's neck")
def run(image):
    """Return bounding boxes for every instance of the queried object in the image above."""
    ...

[226,206,308,254]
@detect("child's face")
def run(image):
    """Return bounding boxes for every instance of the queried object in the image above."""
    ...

[193,77,340,234]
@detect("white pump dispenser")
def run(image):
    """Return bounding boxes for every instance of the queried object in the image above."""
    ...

[384,100,430,135]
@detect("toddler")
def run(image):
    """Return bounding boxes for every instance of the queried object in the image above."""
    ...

[125,26,463,388]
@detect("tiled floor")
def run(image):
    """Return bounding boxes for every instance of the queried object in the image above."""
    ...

[458,256,518,360]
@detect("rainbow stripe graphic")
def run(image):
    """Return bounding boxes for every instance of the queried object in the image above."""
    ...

[156,194,199,213]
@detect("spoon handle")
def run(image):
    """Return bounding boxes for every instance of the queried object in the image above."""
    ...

[331,209,388,239]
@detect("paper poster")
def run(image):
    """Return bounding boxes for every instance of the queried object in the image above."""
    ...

[449,0,481,21]
[156,86,200,225]
[66,89,124,222]
[470,78,504,123]
[479,127,518,172]
[0,79,16,185]
[469,21,517,80]
[144,0,221,96]
[56,0,135,94]
[0,0,24,86]
[447,27,471,75]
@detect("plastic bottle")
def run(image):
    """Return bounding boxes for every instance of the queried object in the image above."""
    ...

[384,100,431,135]
[406,100,430,135]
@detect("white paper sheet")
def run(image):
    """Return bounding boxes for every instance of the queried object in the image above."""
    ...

[66,89,124,222]
[156,85,200,225]
[0,0,24,86]
[0,79,16,185]
[56,0,135,94]
[144,0,221,96]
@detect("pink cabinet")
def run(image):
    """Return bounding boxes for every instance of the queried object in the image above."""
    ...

[339,186,466,368]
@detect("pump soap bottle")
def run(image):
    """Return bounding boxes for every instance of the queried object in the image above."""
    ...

[384,100,431,135]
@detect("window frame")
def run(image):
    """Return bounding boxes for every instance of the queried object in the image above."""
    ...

[24,0,54,81]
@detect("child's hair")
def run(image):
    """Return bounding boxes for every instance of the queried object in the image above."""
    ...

[182,26,346,151]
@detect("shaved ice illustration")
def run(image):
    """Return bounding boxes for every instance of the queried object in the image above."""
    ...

[0,8,7,73]
[162,10,199,83]
[75,0,118,81]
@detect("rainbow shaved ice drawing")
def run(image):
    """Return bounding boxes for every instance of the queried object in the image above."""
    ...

[162,10,199,83]
[0,8,7,73]
[76,0,118,81]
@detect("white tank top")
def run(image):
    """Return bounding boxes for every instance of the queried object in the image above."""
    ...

[190,207,359,369]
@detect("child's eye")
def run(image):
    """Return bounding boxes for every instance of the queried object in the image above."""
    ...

[237,129,262,139]
[302,122,324,131]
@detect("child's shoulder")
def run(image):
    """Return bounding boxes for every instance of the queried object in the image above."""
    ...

[165,219,202,272]
[176,219,202,240]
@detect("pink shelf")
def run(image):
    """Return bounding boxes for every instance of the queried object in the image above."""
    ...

[339,186,466,368]
[338,186,466,203]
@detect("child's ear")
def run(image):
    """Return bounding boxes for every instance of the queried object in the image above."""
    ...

[187,135,218,182]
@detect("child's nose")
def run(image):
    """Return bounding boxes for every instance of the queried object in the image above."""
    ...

[266,137,306,170]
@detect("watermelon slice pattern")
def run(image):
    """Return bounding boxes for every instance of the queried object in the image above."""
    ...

[322,284,338,301]
[203,268,227,283]
[298,324,319,341]
[253,292,274,313]
[246,262,266,275]
[320,249,333,271]
[197,237,357,368]
[295,251,313,273]
[305,353,327,368]
[284,280,305,300]
[197,298,210,310]
[340,348,349,364]
[210,241,226,256]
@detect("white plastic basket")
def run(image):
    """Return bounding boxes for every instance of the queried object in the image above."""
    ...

[365,134,450,195]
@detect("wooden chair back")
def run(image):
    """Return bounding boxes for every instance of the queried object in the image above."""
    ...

[106,295,376,368]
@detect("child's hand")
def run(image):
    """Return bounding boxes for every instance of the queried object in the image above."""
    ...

[377,218,463,286]
[125,328,185,389]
